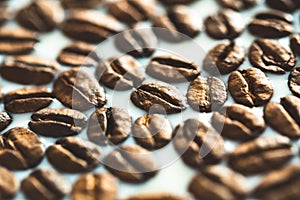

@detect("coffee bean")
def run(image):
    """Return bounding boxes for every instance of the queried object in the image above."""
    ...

[0,127,44,170]
[61,0,102,9]
[228,135,293,175]
[96,55,145,90]
[125,193,185,200]
[146,55,201,83]
[87,107,132,146]
[217,0,260,11]
[288,66,300,97]
[0,166,18,199]
[203,41,246,75]
[173,119,225,169]
[0,55,59,85]
[187,77,227,113]
[71,173,117,200]
[281,95,300,124]
[0,6,10,26]
[204,9,245,40]
[29,108,87,138]
[46,137,101,173]
[0,112,12,131]
[290,34,300,56]
[54,68,106,111]
[103,145,158,183]
[212,104,266,141]
[158,0,198,5]
[266,0,300,13]
[228,68,273,107]
[0,27,39,55]
[132,114,172,150]
[130,82,187,114]
[61,10,123,44]
[21,169,71,200]
[248,10,294,38]
[188,166,248,200]
[57,42,100,67]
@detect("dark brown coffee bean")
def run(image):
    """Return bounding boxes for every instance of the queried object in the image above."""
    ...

[281,95,300,124]
[46,137,101,173]
[266,0,300,13]
[0,166,18,199]
[203,41,246,75]
[71,173,118,200]
[61,0,102,9]
[21,169,71,200]
[188,166,248,200]
[228,135,293,175]
[248,10,294,38]
[146,55,201,83]
[87,107,132,146]
[204,9,245,40]
[0,112,12,131]
[130,82,187,114]
[0,127,44,170]
[217,0,260,11]
[96,55,145,90]
[212,104,266,141]
[173,119,225,169]
[125,193,185,200]
[228,68,273,107]
[54,68,106,111]
[103,145,158,183]
[158,0,197,5]
[288,66,300,97]
[187,77,227,113]
[0,55,59,85]
[290,34,300,56]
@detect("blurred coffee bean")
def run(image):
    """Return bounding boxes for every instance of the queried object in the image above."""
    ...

[217,0,260,11]
[61,0,102,9]
[288,66,300,97]
[0,6,10,26]
[125,193,185,200]
[266,0,300,13]
[0,166,18,199]
[158,0,198,5]
[0,112,12,131]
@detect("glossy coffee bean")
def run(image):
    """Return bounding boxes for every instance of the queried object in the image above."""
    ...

[266,0,300,13]
[61,0,102,9]
[217,0,260,11]
[290,34,300,56]
[0,166,18,199]
[125,193,185,200]
[0,112,12,132]
[288,66,300,97]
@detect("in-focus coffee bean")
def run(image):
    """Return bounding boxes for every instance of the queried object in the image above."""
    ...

[217,0,260,11]
[0,166,18,199]
[288,66,300,97]
[125,193,185,200]
[266,0,300,13]
[290,34,300,56]
[61,0,102,9]
[0,112,12,131]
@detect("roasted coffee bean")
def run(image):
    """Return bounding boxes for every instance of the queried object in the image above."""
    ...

[146,55,201,83]
[61,10,123,44]
[288,66,300,97]
[217,0,260,11]
[212,104,266,141]
[266,0,300,13]
[96,55,145,90]
[0,27,39,55]
[158,0,197,5]
[203,41,246,75]
[125,193,185,200]
[290,34,300,56]
[46,137,101,173]
[61,0,102,9]
[132,114,172,150]
[248,10,294,38]
[71,173,117,200]
[103,145,158,183]
[0,112,12,131]
[87,107,132,146]
[264,96,300,138]
[0,55,59,85]
[54,68,106,111]
[0,166,18,199]
[0,6,10,26]
[204,9,245,40]
[57,42,100,67]
[130,82,187,114]
[0,127,44,170]
[3,87,53,113]
[21,169,71,200]
[173,119,225,169]
[188,166,248,200]
[228,68,273,107]
[228,135,293,175]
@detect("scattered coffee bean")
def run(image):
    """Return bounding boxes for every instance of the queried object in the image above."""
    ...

[46,137,101,173]
[217,0,260,11]
[54,68,106,111]
[187,77,227,112]
[290,34,300,56]
[173,119,225,169]
[0,166,18,199]
[228,135,293,175]
[266,0,300,13]
[0,6,10,26]
[0,127,44,170]
[0,112,12,131]
[125,193,185,200]
[0,55,59,85]
[96,55,145,90]
[281,95,300,124]
[21,169,71,200]
[130,82,187,114]
[104,145,158,183]
[288,66,300,97]
[228,68,273,107]
[158,0,197,5]
[29,108,87,138]
[188,166,248,200]
[61,0,102,9]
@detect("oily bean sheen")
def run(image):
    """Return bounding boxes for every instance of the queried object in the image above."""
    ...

[173,119,225,169]
[264,96,300,138]
[46,137,101,173]
[266,0,300,13]
[188,166,248,200]
[125,193,185,200]
[21,169,71,200]
[158,0,198,5]
[0,166,18,199]
[228,135,293,175]
[87,107,132,146]
[54,68,106,111]
[0,112,12,131]
[290,34,300,56]
[0,127,44,170]
[29,108,87,138]
[96,55,145,90]
[130,82,187,114]
[71,173,118,200]
[288,66,300,97]
[217,0,260,11]
[61,0,102,9]
[228,68,273,107]
[204,9,244,40]
[0,55,59,85]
